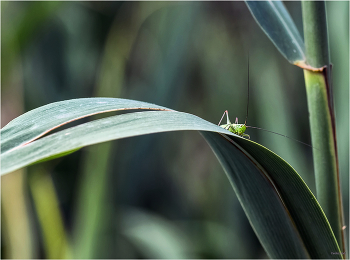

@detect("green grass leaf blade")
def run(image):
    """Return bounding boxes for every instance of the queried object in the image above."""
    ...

[1,100,342,257]
[1,98,171,154]
[202,132,310,258]
[209,132,341,258]
[246,1,305,64]
[1,110,232,175]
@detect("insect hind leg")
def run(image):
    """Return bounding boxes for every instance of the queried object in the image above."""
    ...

[218,110,229,125]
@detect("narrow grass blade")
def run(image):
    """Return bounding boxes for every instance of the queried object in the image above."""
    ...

[202,132,341,258]
[246,1,305,64]
[1,110,234,175]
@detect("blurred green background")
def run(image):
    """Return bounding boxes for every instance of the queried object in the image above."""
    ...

[1,1,348,258]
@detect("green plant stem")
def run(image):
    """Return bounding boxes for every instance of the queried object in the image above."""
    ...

[302,1,344,254]
[72,142,112,258]
[302,2,330,67]
[29,167,72,258]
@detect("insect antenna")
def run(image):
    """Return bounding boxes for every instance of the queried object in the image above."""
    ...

[245,53,249,126]
[245,125,318,150]
[239,53,316,149]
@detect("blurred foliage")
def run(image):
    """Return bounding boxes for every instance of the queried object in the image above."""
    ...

[1,1,348,258]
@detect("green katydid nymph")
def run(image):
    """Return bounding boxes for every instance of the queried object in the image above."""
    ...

[217,54,316,149]
[218,110,249,139]
[218,109,315,149]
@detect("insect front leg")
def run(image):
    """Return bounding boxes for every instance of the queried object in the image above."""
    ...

[235,117,238,124]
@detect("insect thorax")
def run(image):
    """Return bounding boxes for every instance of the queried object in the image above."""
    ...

[220,123,246,135]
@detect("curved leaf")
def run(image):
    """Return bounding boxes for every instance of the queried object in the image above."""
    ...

[203,132,341,258]
[246,1,305,64]
[1,98,171,154]
[0,98,341,258]
[1,110,235,175]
